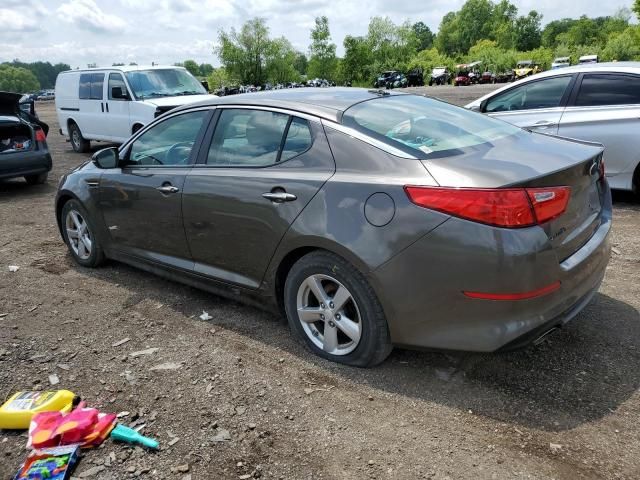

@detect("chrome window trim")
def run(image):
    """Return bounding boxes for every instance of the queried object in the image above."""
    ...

[215,104,321,123]
[320,120,418,159]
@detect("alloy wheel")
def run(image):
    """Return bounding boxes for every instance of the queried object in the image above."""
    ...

[65,209,92,260]
[296,274,362,356]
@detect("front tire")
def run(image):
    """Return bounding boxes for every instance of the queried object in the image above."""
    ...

[61,199,104,268]
[25,172,48,185]
[284,251,392,367]
[69,123,90,153]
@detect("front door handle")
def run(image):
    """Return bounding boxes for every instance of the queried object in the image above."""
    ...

[531,120,556,128]
[156,185,180,194]
[262,192,297,203]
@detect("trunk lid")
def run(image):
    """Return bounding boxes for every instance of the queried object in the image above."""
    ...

[421,131,606,262]
[0,91,22,116]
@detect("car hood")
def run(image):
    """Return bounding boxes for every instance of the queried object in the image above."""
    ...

[140,94,216,107]
[0,91,22,116]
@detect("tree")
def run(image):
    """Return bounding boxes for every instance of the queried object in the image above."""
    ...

[603,28,639,61]
[207,67,230,89]
[365,17,419,74]
[199,63,214,77]
[182,59,201,77]
[457,0,495,53]
[514,11,542,51]
[3,60,70,89]
[435,11,464,55]
[307,16,337,80]
[342,35,372,84]
[0,65,40,93]
[491,0,518,49]
[634,0,640,20]
[267,37,299,83]
[216,17,272,85]
[412,21,434,51]
[293,52,308,76]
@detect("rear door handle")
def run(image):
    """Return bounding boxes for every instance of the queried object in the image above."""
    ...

[156,185,180,194]
[262,192,297,203]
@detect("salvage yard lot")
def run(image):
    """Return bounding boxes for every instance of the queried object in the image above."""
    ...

[1,85,639,479]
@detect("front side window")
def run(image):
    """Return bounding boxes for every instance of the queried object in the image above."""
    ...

[575,74,640,107]
[127,110,208,166]
[344,95,522,157]
[108,73,127,100]
[485,76,572,112]
[207,109,311,167]
[125,69,207,99]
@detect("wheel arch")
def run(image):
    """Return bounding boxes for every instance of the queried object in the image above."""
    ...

[270,240,373,316]
[55,191,80,240]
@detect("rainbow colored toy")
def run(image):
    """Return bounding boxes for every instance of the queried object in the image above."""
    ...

[13,445,79,480]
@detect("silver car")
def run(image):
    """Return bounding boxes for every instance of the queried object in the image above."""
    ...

[466,62,640,194]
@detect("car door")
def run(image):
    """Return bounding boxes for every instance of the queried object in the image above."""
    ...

[78,72,106,139]
[182,107,335,289]
[483,75,575,134]
[558,72,640,190]
[105,72,131,142]
[99,108,212,267]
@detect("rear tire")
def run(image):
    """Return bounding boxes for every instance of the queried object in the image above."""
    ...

[61,199,105,268]
[25,172,48,185]
[69,123,90,153]
[284,251,392,367]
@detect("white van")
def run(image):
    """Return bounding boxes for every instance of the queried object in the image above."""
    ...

[55,65,214,152]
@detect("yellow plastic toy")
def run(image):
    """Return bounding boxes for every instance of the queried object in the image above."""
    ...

[0,390,77,429]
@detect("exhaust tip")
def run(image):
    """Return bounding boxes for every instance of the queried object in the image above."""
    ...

[533,327,560,346]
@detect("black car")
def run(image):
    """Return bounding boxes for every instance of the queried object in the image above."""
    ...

[0,92,51,185]
[406,68,424,87]
[373,71,397,88]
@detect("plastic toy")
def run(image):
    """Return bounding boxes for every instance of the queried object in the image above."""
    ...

[0,391,77,430]
[110,424,159,449]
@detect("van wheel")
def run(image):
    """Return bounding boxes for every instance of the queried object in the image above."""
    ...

[69,123,90,153]
[25,173,48,185]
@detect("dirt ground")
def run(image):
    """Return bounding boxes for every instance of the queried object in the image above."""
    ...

[1,86,639,480]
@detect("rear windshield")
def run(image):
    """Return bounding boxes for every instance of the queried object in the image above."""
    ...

[343,95,522,157]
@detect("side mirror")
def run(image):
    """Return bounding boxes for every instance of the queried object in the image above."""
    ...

[111,86,129,100]
[92,147,119,169]
[479,99,488,113]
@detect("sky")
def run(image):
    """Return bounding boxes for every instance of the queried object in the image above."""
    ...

[0,0,633,69]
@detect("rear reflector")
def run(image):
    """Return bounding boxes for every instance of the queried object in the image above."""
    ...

[34,128,46,142]
[404,186,570,228]
[463,281,561,300]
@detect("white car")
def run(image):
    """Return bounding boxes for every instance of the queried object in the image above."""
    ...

[466,62,640,194]
[55,65,215,152]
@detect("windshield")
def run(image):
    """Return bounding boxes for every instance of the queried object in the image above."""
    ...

[124,69,207,99]
[343,95,522,157]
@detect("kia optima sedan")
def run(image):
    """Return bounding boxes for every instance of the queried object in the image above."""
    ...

[466,62,640,195]
[55,88,611,367]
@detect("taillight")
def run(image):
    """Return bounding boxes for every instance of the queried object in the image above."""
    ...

[598,158,605,179]
[404,186,571,228]
[34,128,46,143]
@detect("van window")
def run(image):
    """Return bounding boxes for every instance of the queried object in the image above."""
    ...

[90,73,104,100]
[79,74,91,99]
[108,73,127,100]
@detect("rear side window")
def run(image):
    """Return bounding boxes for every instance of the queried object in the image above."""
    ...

[575,74,640,106]
[79,74,91,99]
[207,109,311,167]
[90,73,104,100]
[78,73,104,100]
[485,76,572,112]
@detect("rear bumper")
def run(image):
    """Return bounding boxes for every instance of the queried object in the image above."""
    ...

[372,192,612,352]
[0,150,52,180]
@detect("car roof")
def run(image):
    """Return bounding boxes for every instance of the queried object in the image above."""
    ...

[60,65,188,74]
[174,87,409,123]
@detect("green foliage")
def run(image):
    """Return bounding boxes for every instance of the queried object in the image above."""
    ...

[2,60,69,89]
[409,48,456,77]
[514,11,542,51]
[293,52,308,76]
[602,26,640,61]
[412,21,434,51]
[635,0,640,19]
[0,65,40,93]
[216,17,272,85]
[207,68,230,89]
[181,59,200,77]
[307,16,337,80]
[199,63,214,77]
[267,37,300,84]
